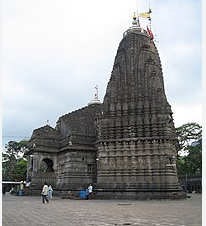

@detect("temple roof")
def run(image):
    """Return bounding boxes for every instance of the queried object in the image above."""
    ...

[30,125,62,140]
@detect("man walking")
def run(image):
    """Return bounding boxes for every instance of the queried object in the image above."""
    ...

[41,182,49,203]
[88,184,93,200]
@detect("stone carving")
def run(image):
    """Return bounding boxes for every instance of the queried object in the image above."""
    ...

[27,16,185,199]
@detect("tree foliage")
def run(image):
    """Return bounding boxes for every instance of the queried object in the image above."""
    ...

[176,122,202,156]
[5,140,28,158]
[2,139,28,181]
[12,158,28,181]
[176,122,202,175]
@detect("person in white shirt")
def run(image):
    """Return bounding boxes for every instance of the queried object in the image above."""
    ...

[47,185,53,200]
[41,182,49,203]
[88,184,93,199]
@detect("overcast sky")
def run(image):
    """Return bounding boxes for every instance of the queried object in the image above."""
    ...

[1,0,202,150]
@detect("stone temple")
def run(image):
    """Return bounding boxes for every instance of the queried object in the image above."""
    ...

[27,14,185,199]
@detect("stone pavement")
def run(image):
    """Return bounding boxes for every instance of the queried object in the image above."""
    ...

[2,193,202,226]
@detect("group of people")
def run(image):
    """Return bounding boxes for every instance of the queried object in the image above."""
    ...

[41,182,93,203]
[41,182,53,203]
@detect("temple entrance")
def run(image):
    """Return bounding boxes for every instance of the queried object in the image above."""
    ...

[40,158,54,172]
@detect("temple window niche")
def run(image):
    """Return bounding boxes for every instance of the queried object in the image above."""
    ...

[39,158,54,172]
[167,156,176,166]
[87,164,93,173]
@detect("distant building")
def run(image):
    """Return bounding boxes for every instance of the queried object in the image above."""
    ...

[26,13,185,199]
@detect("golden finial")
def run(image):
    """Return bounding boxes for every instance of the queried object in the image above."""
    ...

[133,12,137,20]
[132,12,138,26]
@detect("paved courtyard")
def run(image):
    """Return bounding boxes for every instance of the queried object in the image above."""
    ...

[2,193,202,226]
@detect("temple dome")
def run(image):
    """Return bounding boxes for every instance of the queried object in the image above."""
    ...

[123,12,148,37]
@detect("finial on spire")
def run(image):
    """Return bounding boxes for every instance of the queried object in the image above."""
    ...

[149,3,152,13]
[132,12,140,27]
[94,85,99,100]
[133,12,137,20]
[88,85,101,106]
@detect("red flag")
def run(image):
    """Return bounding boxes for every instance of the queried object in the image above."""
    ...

[147,26,154,40]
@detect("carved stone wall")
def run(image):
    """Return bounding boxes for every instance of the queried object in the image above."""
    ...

[27,22,185,199]
[27,104,101,191]
[95,25,184,199]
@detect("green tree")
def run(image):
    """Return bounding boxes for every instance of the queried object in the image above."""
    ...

[176,122,202,156]
[176,122,202,174]
[2,150,17,181]
[5,140,28,158]
[2,139,28,181]
[13,158,28,181]
[184,139,202,173]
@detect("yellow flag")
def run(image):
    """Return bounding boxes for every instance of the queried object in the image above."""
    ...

[139,12,150,18]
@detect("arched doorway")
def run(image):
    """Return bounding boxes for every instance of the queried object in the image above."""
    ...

[40,158,54,172]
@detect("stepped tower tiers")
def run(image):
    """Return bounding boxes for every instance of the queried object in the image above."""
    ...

[26,13,185,199]
[95,14,185,199]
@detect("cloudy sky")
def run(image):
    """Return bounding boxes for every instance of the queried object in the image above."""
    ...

[2,0,202,150]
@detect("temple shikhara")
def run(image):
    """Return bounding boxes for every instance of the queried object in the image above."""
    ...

[27,10,185,199]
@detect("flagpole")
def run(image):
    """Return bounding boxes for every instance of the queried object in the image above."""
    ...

[148,4,152,31]
[136,0,140,27]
